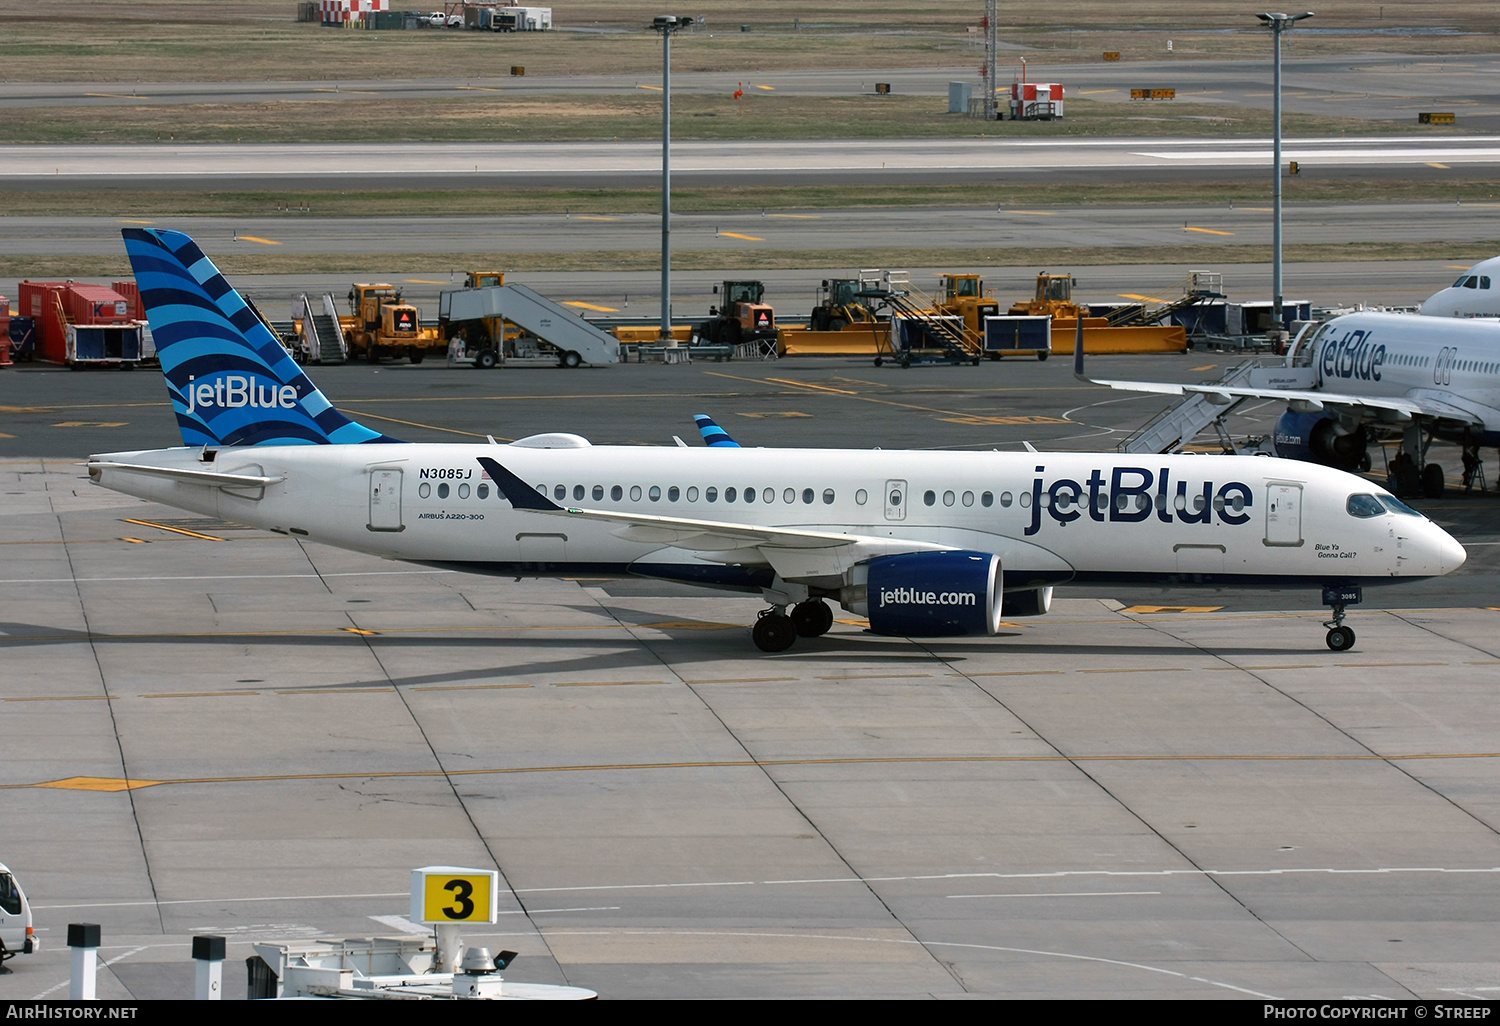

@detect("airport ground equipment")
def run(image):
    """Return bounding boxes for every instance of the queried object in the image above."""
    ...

[853,271,983,366]
[245,867,594,999]
[1009,80,1064,120]
[440,280,620,368]
[17,280,147,368]
[1106,270,1226,328]
[1118,355,1287,456]
[0,862,38,962]
[693,280,777,352]
[809,277,879,332]
[294,293,348,364]
[343,283,440,364]
[778,270,895,359]
[1010,272,1187,354]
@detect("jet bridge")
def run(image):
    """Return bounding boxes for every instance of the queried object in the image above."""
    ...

[439,283,619,367]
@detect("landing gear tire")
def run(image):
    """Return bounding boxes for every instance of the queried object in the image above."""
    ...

[562,350,582,369]
[1326,625,1356,652]
[752,611,797,653]
[790,599,834,638]
[1422,462,1445,498]
[475,349,499,370]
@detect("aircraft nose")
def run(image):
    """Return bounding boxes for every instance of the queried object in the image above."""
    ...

[1440,530,1468,574]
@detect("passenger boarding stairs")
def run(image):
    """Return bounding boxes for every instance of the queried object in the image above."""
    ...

[1106,270,1224,329]
[440,283,619,365]
[296,293,347,364]
[858,271,982,363]
[1120,355,1286,454]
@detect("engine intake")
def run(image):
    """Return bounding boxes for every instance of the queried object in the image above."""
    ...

[1274,410,1367,471]
[841,550,1003,637]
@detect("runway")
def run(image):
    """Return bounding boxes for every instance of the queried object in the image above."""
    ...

[1,352,1499,999]
[6,135,1500,191]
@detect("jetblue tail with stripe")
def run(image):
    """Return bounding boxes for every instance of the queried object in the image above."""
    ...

[90,230,1465,654]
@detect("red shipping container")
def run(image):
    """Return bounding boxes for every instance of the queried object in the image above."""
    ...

[111,280,142,321]
[65,284,132,326]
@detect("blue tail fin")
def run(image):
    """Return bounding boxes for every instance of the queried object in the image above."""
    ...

[121,228,403,447]
[693,414,740,447]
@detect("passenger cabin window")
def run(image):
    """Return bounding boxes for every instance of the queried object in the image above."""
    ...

[1346,494,1385,518]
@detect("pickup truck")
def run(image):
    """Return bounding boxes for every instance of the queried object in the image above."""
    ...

[0,863,37,962]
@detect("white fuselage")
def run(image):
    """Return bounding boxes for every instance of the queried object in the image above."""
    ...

[88,443,1464,591]
[1292,311,1500,441]
[1421,256,1500,318]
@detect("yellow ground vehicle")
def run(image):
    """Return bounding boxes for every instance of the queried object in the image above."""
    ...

[934,273,1001,337]
[341,284,444,364]
[694,280,776,346]
[1007,272,1186,354]
[808,278,879,332]
[1008,273,1090,320]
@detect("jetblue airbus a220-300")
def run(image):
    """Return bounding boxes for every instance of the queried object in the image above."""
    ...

[88,229,1466,653]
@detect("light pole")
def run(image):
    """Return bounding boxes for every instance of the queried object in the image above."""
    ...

[1258,11,1313,342]
[652,15,694,345]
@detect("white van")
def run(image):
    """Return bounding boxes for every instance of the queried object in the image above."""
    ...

[0,863,37,962]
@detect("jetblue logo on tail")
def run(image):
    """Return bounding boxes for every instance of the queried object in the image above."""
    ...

[185,376,300,416]
[121,228,403,448]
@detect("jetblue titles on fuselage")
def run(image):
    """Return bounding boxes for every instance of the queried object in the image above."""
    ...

[1318,326,1386,384]
[1024,465,1253,536]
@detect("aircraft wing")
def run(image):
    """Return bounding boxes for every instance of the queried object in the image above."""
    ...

[1089,378,1483,424]
[477,456,950,580]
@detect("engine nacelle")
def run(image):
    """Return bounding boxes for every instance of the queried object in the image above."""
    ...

[1001,586,1052,618]
[841,550,1003,637]
[1273,410,1368,471]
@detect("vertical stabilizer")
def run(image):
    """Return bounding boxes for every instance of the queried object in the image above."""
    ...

[121,228,402,447]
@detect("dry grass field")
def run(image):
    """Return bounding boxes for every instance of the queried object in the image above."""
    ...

[0,1,1495,83]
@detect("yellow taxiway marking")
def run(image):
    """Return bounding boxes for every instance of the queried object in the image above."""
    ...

[754,84,775,91]
[35,776,159,792]
[0,432,13,439]
[336,408,495,439]
[718,231,765,241]
[21,750,1500,792]
[1335,661,1448,668]
[963,670,1063,677]
[143,691,258,699]
[1183,226,1235,236]
[412,683,532,692]
[1190,364,1218,372]
[1005,210,1056,216]
[237,235,281,246]
[118,219,155,225]
[456,85,502,92]
[52,421,127,428]
[275,688,392,696]
[575,215,618,221]
[637,84,663,92]
[404,278,450,285]
[122,518,226,541]
[765,377,856,395]
[85,92,148,99]
[1448,264,1475,270]
[562,300,620,313]
[1236,207,1273,212]
[1428,162,1450,169]
[1078,89,1118,95]
[938,415,1069,426]
[342,627,380,636]
[682,678,796,685]
[553,680,668,688]
[121,538,149,544]
[1123,605,1224,614]
[767,214,820,219]
[1079,667,1189,674]
[817,673,933,680]
[1118,292,1171,304]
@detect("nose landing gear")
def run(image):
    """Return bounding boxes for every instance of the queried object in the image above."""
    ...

[1322,584,1361,652]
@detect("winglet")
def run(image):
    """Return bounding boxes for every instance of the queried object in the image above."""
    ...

[477,456,564,511]
[693,414,741,447]
[1072,316,1087,381]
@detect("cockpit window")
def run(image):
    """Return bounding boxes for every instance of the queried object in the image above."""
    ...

[1346,494,1385,518]
[1378,495,1423,517]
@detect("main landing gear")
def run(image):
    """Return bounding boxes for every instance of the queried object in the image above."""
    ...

[752,599,833,653]
[1322,584,1361,652]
